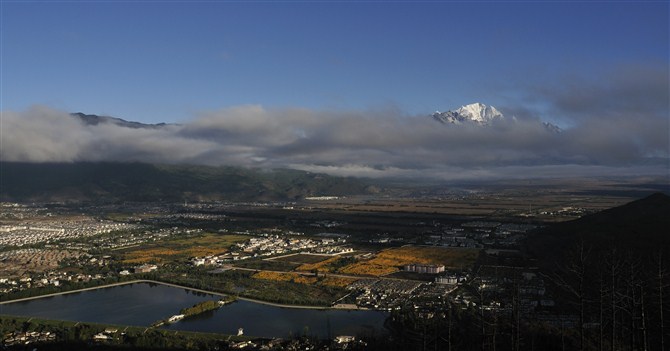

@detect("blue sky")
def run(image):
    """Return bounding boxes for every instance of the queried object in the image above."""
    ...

[2,1,667,124]
[1,1,668,179]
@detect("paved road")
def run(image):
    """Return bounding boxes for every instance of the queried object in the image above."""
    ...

[0,279,233,305]
[0,280,148,305]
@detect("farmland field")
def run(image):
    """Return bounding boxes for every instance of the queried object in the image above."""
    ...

[296,256,342,272]
[339,246,480,276]
[121,233,248,264]
[252,271,318,285]
[269,253,332,265]
[251,271,358,288]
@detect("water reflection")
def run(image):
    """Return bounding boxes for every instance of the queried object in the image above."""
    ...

[163,299,389,338]
[0,283,388,338]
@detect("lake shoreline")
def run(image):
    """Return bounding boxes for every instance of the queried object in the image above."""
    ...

[0,281,389,339]
[0,279,368,311]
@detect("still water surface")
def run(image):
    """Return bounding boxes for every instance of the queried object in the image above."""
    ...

[0,283,388,338]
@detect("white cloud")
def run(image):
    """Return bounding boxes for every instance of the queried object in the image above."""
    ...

[2,65,668,180]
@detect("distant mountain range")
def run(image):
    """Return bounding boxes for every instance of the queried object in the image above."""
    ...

[432,102,561,132]
[74,105,560,132]
[71,112,173,129]
[432,102,504,126]
[0,162,377,203]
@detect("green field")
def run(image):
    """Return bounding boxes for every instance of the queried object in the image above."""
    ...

[340,246,480,276]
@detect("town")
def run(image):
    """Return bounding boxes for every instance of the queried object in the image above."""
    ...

[2,199,547,313]
[1,190,664,351]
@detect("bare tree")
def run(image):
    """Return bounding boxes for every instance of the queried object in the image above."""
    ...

[605,247,623,351]
[511,274,521,351]
[549,240,592,351]
[598,265,606,351]
[653,250,668,351]
[639,285,648,351]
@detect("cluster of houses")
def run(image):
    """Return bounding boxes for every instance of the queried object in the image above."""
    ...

[422,220,538,249]
[86,227,201,251]
[119,264,158,275]
[0,220,137,248]
[3,331,56,346]
[190,254,238,266]
[188,236,353,267]
[236,235,350,257]
[92,328,122,342]
[347,279,424,310]
[539,206,589,217]
[0,270,112,294]
[453,266,555,318]
[340,269,473,310]
[309,220,345,228]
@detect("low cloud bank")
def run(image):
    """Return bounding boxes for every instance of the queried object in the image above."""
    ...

[2,67,667,180]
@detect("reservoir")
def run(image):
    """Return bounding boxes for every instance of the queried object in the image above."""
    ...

[0,282,388,338]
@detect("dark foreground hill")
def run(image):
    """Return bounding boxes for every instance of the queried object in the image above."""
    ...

[527,192,670,262]
[0,162,376,203]
[526,193,670,351]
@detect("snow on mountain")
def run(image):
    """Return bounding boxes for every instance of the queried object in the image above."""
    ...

[432,103,504,126]
[432,103,561,132]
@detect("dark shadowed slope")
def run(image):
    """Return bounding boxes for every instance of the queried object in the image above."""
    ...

[0,162,374,203]
[526,192,670,267]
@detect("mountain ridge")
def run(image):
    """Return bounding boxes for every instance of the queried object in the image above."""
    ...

[432,102,504,126]
[71,112,174,129]
[0,162,375,203]
[432,102,562,132]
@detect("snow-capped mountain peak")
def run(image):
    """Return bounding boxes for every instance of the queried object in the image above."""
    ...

[432,103,563,133]
[432,103,504,126]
